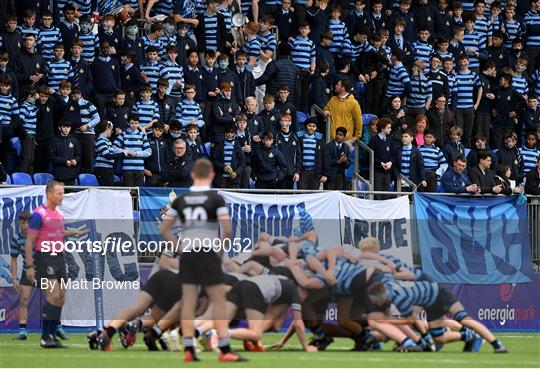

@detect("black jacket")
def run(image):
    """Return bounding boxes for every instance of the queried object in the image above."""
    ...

[255,56,298,101]
[322,140,351,180]
[145,134,171,174]
[234,67,255,106]
[211,139,245,176]
[368,134,395,173]
[469,167,497,194]
[16,47,45,93]
[493,175,514,195]
[0,66,19,98]
[396,145,426,184]
[49,134,81,181]
[275,131,302,176]
[211,96,241,141]
[252,144,287,183]
[443,140,465,165]
[496,147,521,181]
[162,154,194,188]
[525,167,540,195]
[35,100,55,142]
[70,58,93,98]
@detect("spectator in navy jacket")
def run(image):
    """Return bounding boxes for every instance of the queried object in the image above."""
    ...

[368,117,395,199]
[441,155,480,193]
[396,129,427,190]
[145,122,171,186]
[211,125,245,188]
[322,127,351,190]
[49,119,81,185]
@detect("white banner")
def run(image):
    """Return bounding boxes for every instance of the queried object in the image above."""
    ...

[338,194,413,265]
[0,187,139,327]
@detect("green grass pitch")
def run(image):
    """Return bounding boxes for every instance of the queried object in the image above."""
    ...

[1,333,540,368]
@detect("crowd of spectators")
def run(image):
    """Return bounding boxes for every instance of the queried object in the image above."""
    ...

[0,0,539,195]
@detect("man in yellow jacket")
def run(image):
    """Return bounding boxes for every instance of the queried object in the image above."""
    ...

[323,79,363,146]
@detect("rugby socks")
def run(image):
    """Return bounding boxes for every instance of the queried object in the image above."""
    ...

[42,301,62,339]
[218,336,232,354]
[19,323,27,330]
[105,326,117,339]
[460,327,474,342]
[149,324,162,339]
[311,325,325,340]
[184,336,195,354]
[490,339,502,349]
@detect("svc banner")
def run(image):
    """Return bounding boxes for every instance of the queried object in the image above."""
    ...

[337,194,413,265]
[0,188,139,328]
[414,193,534,284]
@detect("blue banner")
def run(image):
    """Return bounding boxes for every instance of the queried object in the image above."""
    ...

[139,188,188,244]
[414,194,534,284]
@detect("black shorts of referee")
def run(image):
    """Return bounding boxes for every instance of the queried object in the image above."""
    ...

[35,252,67,283]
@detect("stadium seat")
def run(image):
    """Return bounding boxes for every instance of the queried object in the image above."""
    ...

[33,173,54,185]
[78,174,99,186]
[11,172,33,185]
[203,142,211,157]
[113,175,121,185]
[345,163,355,181]
[464,148,471,157]
[5,174,12,184]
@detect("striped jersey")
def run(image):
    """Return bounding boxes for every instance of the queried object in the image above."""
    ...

[502,18,523,48]
[532,69,540,96]
[257,31,277,53]
[342,40,373,62]
[160,61,184,97]
[512,75,528,95]
[445,72,456,105]
[518,146,540,175]
[419,144,447,171]
[407,75,432,109]
[45,59,74,92]
[243,36,262,59]
[175,99,204,127]
[95,134,118,169]
[290,36,316,70]
[38,26,63,61]
[412,41,434,69]
[301,133,317,169]
[384,278,440,317]
[524,11,540,47]
[332,257,366,295]
[113,128,152,171]
[77,98,100,133]
[385,62,411,98]
[219,5,233,32]
[132,100,160,129]
[473,15,492,50]
[204,13,219,51]
[10,233,28,272]
[19,101,38,135]
[223,139,235,177]
[78,32,100,62]
[73,0,93,15]
[452,70,481,109]
[142,35,162,53]
[141,61,164,93]
[400,145,413,177]
[17,25,39,39]
[462,31,482,69]
[0,94,19,126]
[328,19,349,55]
[152,0,174,15]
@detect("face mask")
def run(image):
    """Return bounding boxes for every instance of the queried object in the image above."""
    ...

[165,24,175,33]
[218,60,229,69]
[171,132,181,138]
[127,25,139,35]
[80,23,92,33]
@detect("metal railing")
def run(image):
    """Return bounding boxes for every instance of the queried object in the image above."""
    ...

[353,140,374,198]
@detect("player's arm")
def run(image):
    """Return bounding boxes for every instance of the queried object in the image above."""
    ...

[393,269,416,281]
[10,255,19,292]
[218,212,232,260]
[291,309,316,352]
[160,208,181,252]
[284,260,325,289]
[24,232,38,284]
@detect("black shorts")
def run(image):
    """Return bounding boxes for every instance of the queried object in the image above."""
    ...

[269,266,294,280]
[179,252,224,286]
[142,269,182,312]
[19,271,35,287]
[250,255,273,270]
[425,287,458,321]
[226,280,267,314]
[35,252,67,283]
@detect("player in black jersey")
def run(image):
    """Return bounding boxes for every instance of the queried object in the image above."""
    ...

[160,158,247,362]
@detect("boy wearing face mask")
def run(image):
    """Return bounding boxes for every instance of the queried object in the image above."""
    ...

[216,54,242,105]
[158,17,179,59]
[121,20,145,66]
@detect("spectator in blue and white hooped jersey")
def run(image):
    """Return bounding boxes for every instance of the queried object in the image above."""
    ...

[37,10,62,61]
[17,9,39,40]
[462,15,485,72]
[257,16,277,64]
[519,132,540,180]
[243,21,262,67]
[132,84,160,132]
[327,5,349,57]
[113,113,152,187]
[71,88,100,173]
[290,23,316,110]
[78,15,99,63]
[18,89,39,174]
[160,45,185,109]
[406,60,432,126]
[472,0,492,51]
[141,46,165,94]
[0,75,19,169]
[419,130,448,192]
[384,49,411,107]
[412,26,434,71]
[176,84,204,130]
[158,18,179,58]
[94,119,125,186]
[44,43,74,93]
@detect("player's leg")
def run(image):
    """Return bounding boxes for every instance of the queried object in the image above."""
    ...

[41,277,66,348]
[367,312,421,352]
[15,284,32,340]
[448,301,507,353]
[181,283,200,360]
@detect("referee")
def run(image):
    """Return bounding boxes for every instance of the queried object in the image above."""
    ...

[25,181,69,349]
